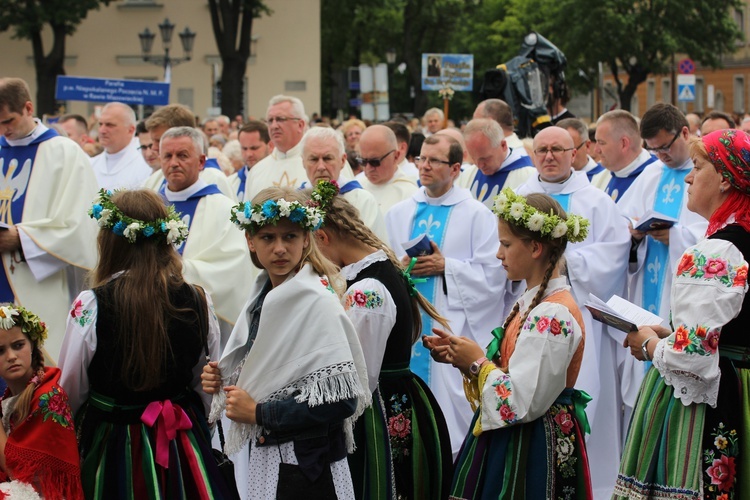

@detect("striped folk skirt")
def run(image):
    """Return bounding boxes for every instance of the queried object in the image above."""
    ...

[451,389,593,500]
[348,363,452,500]
[76,390,234,500]
[615,358,750,499]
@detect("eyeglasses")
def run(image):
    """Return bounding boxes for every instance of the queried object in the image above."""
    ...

[266,116,301,125]
[574,141,586,151]
[415,156,452,168]
[644,131,681,154]
[356,150,395,167]
[138,143,154,151]
[534,146,575,157]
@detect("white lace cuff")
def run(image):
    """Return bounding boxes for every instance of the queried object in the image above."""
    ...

[653,338,720,408]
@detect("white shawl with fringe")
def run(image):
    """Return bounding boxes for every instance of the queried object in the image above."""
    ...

[211,264,370,456]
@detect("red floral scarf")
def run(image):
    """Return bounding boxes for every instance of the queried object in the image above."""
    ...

[0,366,83,499]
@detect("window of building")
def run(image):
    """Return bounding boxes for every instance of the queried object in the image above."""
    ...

[661,78,672,104]
[716,91,725,112]
[646,79,656,109]
[178,88,194,109]
[734,75,745,113]
[630,94,639,116]
[695,77,704,113]
[284,81,307,92]
[735,8,745,45]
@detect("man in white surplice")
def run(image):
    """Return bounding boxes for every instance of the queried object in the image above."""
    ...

[158,127,252,343]
[385,134,509,456]
[143,104,235,199]
[243,95,310,203]
[299,127,387,241]
[516,127,631,500]
[90,102,152,190]
[0,78,98,361]
[356,125,418,214]
[459,119,535,209]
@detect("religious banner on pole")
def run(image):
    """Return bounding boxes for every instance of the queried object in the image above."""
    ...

[421,54,473,126]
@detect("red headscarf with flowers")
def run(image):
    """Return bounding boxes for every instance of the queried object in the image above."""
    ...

[702,129,750,236]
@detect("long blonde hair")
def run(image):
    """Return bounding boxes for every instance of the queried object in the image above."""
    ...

[319,194,450,343]
[248,187,344,295]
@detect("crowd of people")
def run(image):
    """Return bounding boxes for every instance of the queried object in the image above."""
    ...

[0,72,748,499]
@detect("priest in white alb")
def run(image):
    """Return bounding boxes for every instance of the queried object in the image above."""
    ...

[386,134,508,456]
[299,127,387,241]
[243,95,310,202]
[0,77,98,360]
[158,127,252,343]
[357,125,418,214]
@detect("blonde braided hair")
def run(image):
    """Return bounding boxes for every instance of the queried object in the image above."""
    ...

[317,191,450,343]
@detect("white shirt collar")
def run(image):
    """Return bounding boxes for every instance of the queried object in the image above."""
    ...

[6,120,48,147]
[341,250,388,281]
[614,149,653,178]
[164,179,208,202]
[271,140,302,160]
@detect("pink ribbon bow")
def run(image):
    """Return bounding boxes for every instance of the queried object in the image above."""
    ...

[141,400,193,469]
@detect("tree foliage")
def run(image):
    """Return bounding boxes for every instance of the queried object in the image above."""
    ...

[0,0,111,116]
[208,0,270,118]
[322,0,743,117]
[322,0,477,118]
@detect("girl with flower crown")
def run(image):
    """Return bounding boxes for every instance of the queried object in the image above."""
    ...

[201,186,370,499]
[310,180,453,499]
[424,190,594,498]
[0,304,83,499]
[58,189,233,499]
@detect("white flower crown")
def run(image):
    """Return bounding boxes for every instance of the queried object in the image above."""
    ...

[230,198,324,232]
[492,188,589,243]
[89,189,189,245]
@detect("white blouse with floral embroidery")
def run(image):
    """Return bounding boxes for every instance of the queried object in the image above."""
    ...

[653,238,749,407]
[480,281,583,431]
[340,250,397,394]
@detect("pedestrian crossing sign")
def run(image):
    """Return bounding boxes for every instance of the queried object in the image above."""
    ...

[678,84,695,102]
[677,74,696,102]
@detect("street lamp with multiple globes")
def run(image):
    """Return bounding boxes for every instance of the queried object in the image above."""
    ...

[138,18,196,82]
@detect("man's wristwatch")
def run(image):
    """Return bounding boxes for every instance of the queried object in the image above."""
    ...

[469,356,488,377]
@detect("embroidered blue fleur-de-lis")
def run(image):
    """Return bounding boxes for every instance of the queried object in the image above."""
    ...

[661,178,681,204]
[418,214,441,239]
[648,257,661,284]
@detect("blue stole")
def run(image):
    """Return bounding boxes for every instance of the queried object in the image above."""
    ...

[237,167,248,202]
[409,202,454,384]
[0,128,59,302]
[471,152,533,203]
[605,155,658,202]
[549,193,571,213]
[204,158,221,170]
[160,184,223,255]
[586,164,605,182]
[339,180,363,194]
[642,166,689,316]
[299,179,362,194]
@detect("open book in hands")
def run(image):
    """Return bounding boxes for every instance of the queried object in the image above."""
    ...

[632,210,678,232]
[585,293,666,333]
